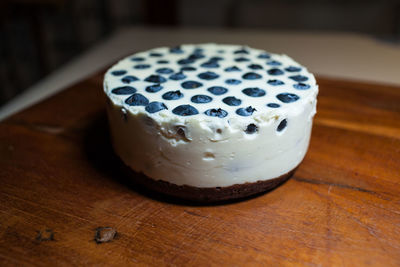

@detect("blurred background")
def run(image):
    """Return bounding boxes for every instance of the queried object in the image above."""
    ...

[1,0,400,108]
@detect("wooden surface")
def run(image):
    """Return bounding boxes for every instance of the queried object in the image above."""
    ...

[0,74,400,266]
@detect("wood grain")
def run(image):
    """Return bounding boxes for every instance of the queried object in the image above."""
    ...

[0,74,399,266]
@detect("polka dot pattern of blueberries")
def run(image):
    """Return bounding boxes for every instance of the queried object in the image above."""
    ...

[107,44,315,122]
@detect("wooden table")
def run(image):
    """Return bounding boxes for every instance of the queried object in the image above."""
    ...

[1,74,399,266]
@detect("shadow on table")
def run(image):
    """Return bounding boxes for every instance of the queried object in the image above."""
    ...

[83,111,287,207]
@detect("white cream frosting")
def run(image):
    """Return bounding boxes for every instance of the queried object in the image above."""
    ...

[104,44,318,187]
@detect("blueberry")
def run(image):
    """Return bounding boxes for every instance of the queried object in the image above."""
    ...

[236,106,256,116]
[267,79,284,86]
[181,80,203,89]
[169,72,187,80]
[125,93,149,106]
[150,52,162,57]
[289,75,309,82]
[234,48,249,54]
[131,57,145,61]
[267,103,280,108]
[285,66,302,72]
[172,105,199,116]
[201,61,219,68]
[191,95,213,103]
[177,58,195,65]
[248,64,263,70]
[204,108,228,118]
[293,83,311,90]
[181,66,197,72]
[225,79,241,85]
[225,66,241,72]
[198,71,219,80]
[257,53,270,59]
[111,70,127,76]
[267,68,284,75]
[170,46,184,54]
[145,84,163,93]
[156,67,174,74]
[276,93,300,103]
[267,60,282,66]
[188,53,206,60]
[242,87,266,97]
[207,86,228,95]
[144,75,167,83]
[242,72,262,80]
[162,90,184,100]
[235,57,250,62]
[245,123,258,134]
[193,48,204,53]
[145,102,168,113]
[209,56,224,61]
[111,86,137,95]
[157,60,169,64]
[223,96,241,106]
[121,75,139,84]
[217,49,225,53]
[277,119,287,132]
[133,64,151,69]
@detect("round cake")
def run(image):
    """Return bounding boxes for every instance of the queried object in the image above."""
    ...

[104,43,318,202]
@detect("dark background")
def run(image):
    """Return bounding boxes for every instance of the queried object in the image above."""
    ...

[1,0,400,106]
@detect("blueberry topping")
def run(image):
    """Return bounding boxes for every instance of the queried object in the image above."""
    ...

[277,119,287,132]
[285,66,302,72]
[198,71,219,80]
[245,123,258,134]
[145,102,167,113]
[177,58,195,65]
[242,72,262,80]
[257,53,270,59]
[170,46,184,54]
[225,66,241,72]
[111,70,127,76]
[191,94,212,103]
[209,56,224,61]
[111,86,136,95]
[267,103,280,108]
[156,68,174,74]
[125,93,149,106]
[169,72,187,80]
[207,86,228,95]
[267,60,281,66]
[276,93,300,103]
[217,49,225,53]
[201,61,219,68]
[157,60,169,64]
[162,90,184,100]
[242,87,266,97]
[188,53,206,60]
[267,68,284,75]
[145,84,163,93]
[181,80,203,89]
[236,106,256,116]
[193,48,203,53]
[144,75,167,83]
[289,75,309,82]
[134,64,151,69]
[223,96,241,106]
[234,48,249,54]
[181,66,196,72]
[267,79,284,86]
[235,57,250,62]
[204,108,228,118]
[248,64,263,70]
[225,79,241,85]
[121,75,139,84]
[172,105,199,116]
[293,83,311,90]
[150,52,162,57]
[131,57,145,61]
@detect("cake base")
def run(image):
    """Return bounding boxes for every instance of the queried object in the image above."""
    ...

[125,167,296,203]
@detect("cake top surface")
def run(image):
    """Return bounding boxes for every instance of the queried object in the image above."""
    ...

[104,43,318,126]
